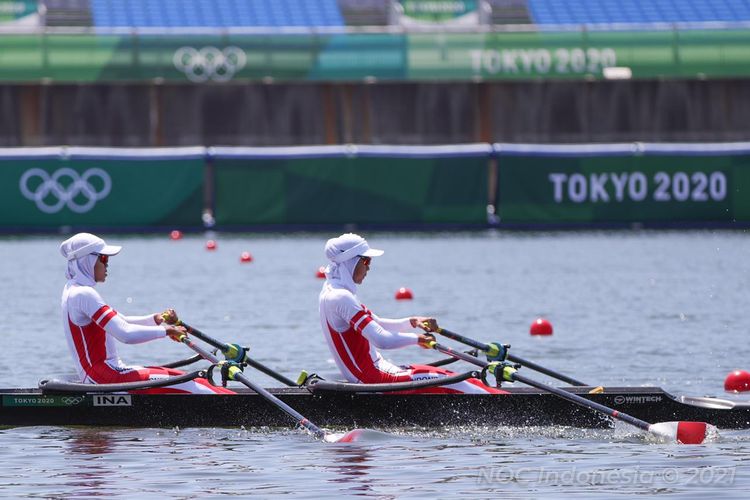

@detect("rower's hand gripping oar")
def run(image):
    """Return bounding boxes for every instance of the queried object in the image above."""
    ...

[428,326,588,387]
[165,316,298,387]
[172,332,363,443]
[421,336,716,444]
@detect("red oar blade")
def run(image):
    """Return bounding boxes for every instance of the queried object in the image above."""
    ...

[328,429,366,443]
[648,421,718,444]
[324,428,393,443]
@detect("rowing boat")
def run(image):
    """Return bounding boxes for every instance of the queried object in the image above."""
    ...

[1,386,748,429]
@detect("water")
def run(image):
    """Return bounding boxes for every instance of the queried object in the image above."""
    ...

[1,231,749,498]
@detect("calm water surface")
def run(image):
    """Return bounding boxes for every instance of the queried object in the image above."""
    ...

[1,231,749,498]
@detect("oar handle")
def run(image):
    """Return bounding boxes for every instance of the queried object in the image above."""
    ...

[178,335,328,439]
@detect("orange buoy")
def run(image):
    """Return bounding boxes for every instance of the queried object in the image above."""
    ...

[395,287,413,300]
[724,370,750,392]
[205,240,217,251]
[316,266,326,279]
[530,318,553,336]
[170,230,183,240]
[240,251,253,263]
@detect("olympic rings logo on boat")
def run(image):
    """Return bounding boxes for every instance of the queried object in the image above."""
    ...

[60,396,85,405]
[19,167,112,214]
[173,46,247,82]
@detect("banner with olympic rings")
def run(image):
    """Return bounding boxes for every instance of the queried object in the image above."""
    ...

[1,153,204,229]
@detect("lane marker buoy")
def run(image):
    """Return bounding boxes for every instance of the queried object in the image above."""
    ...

[530,318,553,336]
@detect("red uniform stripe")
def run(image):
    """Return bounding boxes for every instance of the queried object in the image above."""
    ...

[328,324,364,380]
[68,318,92,374]
[349,310,368,329]
[354,316,373,334]
[92,305,111,324]
[98,309,118,327]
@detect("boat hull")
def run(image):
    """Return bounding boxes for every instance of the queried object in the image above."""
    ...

[1,386,748,429]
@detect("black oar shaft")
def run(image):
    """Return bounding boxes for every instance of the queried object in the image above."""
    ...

[245,358,298,387]
[181,322,297,387]
[506,354,587,387]
[436,328,489,351]
[511,371,650,431]
[437,328,587,386]
[180,336,327,439]
[180,322,230,351]
[430,341,650,432]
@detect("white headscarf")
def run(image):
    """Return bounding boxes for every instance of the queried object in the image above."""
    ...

[60,233,122,287]
[324,233,384,293]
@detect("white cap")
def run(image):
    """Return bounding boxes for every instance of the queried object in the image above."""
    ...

[60,233,122,261]
[325,233,384,264]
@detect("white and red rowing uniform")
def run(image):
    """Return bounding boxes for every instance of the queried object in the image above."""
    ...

[59,234,232,395]
[318,234,504,395]
[61,282,232,395]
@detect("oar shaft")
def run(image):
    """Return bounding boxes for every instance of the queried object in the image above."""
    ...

[245,358,297,387]
[436,328,587,386]
[430,341,651,432]
[180,336,327,439]
[180,322,230,352]
[436,328,490,351]
[180,322,296,387]
[506,354,587,387]
[510,371,650,431]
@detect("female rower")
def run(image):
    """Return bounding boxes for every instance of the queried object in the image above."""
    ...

[318,233,504,394]
[59,232,233,394]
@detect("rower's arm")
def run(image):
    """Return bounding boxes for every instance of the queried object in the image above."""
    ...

[368,312,412,332]
[336,295,419,350]
[119,313,159,326]
[361,321,420,349]
[104,313,168,344]
[75,288,168,345]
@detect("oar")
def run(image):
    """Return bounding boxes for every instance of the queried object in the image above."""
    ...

[423,338,714,444]
[176,321,297,387]
[176,333,363,443]
[433,327,587,387]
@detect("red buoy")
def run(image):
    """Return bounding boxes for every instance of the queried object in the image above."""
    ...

[240,251,253,263]
[316,266,326,279]
[205,240,217,251]
[530,318,553,336]
[395,287,413,300]
[170,230,183,240]
[724,370,750,392]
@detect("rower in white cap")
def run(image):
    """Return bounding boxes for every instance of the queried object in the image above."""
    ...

[318,233,503,394]
[59,232,233,394]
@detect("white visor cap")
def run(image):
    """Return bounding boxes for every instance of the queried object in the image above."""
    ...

[60,232,122,261]
[325,233,384,264]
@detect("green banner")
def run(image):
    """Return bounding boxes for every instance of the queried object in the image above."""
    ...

[1,153,204,228]
[496,154,750,224]
[0,0,36,24]
[213,154,488,226]
[399,0,478,24]
[1,29,750,82]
